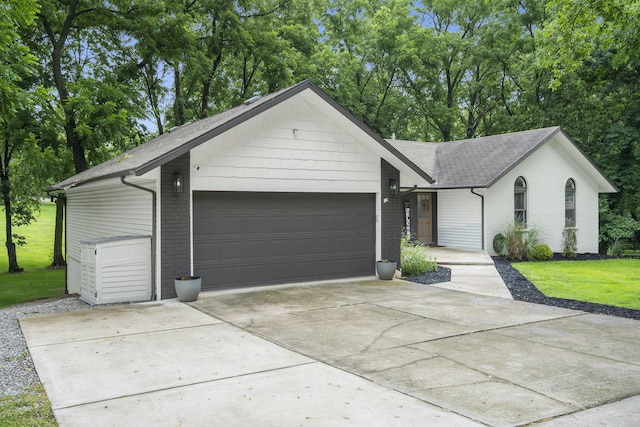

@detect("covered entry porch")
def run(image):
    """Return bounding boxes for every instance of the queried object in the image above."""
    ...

[402,189,483,251]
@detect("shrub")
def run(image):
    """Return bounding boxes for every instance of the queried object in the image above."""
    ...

[493,233,506,255]
[562,227,577,258]
[531,244,553,261]
[522,227,540,261]
[504,224,525,260]
[400,235,437,276]
[607,238,624,257]
[501,223,540,261]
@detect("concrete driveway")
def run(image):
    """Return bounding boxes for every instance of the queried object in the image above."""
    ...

[20,279,640,426]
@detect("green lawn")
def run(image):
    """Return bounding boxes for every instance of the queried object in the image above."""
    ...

[0,386,56,427]
[0,203,66,309]
[513,259,640,310]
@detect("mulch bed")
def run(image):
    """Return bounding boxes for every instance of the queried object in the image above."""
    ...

[404,266,451,285]
[404,254,640,320]
[493,255,640,320]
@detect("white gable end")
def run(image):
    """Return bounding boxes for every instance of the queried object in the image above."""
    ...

[190,94,382,193]
[485,134,601,253]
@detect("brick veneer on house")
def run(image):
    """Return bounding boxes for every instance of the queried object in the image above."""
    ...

[160,153,191,299]
[381,159,402,266]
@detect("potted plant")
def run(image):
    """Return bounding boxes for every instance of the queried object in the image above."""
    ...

[376,259,397,280]
[174,276,201,302]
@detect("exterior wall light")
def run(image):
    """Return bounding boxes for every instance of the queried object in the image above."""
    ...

[173,172,184,193]
[389,178,399,195]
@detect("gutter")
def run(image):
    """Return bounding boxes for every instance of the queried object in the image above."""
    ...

[120,177,157,300]
[399,185,419,197]
[470,188,485,250]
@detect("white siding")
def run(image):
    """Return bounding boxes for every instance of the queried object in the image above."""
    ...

[437,189,483,250]
[190,96,381,194]
[485,136,601,254]
[66,178,154,294]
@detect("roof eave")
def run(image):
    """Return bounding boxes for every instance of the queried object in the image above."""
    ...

[52,79,435,189]
[485,127,562,188]
[134,81,320,176]
[430,184,489,190]
[47,169,138,192]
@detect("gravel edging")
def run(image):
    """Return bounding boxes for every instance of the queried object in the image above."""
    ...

[0,295,91,397]
[493,257,640,320]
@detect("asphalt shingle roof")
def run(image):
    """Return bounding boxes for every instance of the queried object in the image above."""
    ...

[389,127,562,188]
[51,80,433,191]
[50,81,317,191]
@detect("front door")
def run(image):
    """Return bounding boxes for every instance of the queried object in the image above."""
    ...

[417,193,433,243]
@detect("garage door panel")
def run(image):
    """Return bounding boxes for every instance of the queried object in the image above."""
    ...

[194,254,373,288]
[193,192,375,290]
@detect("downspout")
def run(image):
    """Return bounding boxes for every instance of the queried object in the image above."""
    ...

[121,177,157,300]
[470,188,485,250]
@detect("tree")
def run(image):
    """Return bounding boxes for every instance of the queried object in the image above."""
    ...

[124,0,319,132]
[0,0,41,272]
[31,0,148,268]
[539,0,640,243]
[35,0,147,173]
[310,0,416,138]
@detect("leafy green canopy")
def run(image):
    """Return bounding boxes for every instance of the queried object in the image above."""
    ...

[3,0,639,265]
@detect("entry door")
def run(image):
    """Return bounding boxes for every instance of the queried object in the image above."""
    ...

[417,193,433,243]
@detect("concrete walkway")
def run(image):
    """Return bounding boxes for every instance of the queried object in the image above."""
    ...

[427,246,513,299]
[20,279,640,427]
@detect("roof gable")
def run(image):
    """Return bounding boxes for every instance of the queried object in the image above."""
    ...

[51,81,433,191]
[389,127,617,193]
[435,127,560,188]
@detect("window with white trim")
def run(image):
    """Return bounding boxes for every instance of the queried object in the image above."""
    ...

[565,178,576,227]
[514,176,527,225]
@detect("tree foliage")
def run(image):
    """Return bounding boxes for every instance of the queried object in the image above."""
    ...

[1,0,42,272]
[4,0,639,270]
[539,0,640,241]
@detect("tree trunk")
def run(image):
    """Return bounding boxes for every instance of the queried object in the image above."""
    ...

[49,196,66,269]
[65,117,88,173]
[173,64,186,125]
[42,1,88,174]
[2,176,23,273]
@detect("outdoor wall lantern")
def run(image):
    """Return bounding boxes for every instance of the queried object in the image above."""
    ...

[173,172,184,193]
[389,178,399,195]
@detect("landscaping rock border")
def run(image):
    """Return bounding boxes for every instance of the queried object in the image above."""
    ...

[0,296,91,397]
[403,266,451,285]
[493,256,640,320]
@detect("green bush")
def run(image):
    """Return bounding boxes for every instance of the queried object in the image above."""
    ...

[493,233,506,255]
[531,244,553,261]
[607,238,624,257]
[400,236,437,276]
[500,223,540,261]
[563,227,577,258]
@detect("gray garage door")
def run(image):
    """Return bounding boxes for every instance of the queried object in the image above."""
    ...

[193,192,375,290]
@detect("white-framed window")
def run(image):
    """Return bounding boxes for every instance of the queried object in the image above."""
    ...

[565,178,576,227]
[514,176,527,225]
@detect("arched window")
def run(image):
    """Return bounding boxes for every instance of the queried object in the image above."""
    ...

[514,177,527,225]
[565,179,576,227]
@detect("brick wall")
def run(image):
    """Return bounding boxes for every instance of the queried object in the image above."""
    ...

[160,153,191,299]
[381,159,402,265]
